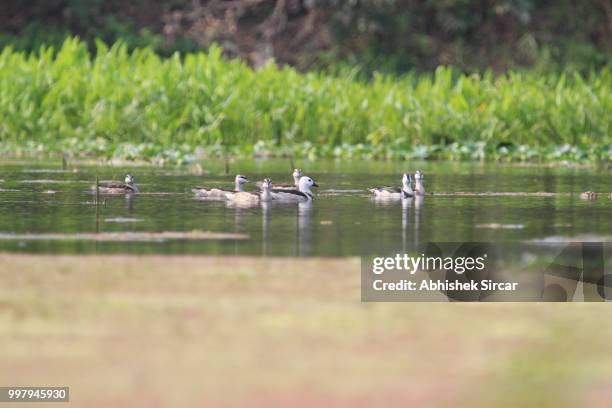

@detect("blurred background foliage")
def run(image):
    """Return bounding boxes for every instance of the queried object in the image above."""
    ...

[1,0,610,73]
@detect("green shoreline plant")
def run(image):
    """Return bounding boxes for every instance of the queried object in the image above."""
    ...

[0,38,610,164]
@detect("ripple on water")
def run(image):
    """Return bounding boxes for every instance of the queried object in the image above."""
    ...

[0,231,248,242]
[476,224,525,229]
[20,179,87,184]
[320,189,365,194]
[22,169,80,174]
[530,235,612,243]
[104,217,145,223]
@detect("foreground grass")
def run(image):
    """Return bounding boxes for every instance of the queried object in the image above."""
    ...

[0,39,610,164]
[1,253,612,406]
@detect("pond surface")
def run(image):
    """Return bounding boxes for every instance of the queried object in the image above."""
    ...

[0,159,610,256]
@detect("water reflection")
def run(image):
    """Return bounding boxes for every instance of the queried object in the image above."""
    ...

[223,199,314,256]
[401,197,412,251]
[372,195,424,251]
[262,201,270,255]
[373,194,424,250]
[92,193,138,232]
[125,194,136,211]
[225,200,254,233]
[1,160,611,256]
[414,195,424,245]
[371,196,400,207]
[297,200,313,256]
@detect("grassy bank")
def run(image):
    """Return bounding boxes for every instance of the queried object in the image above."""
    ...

[2,253,612,406]
[0,38,610,164]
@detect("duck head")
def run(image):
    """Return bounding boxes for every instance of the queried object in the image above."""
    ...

[262,178,273,191]
[235,174,249,184]
[298,176,318,193]
[235,174,249,191]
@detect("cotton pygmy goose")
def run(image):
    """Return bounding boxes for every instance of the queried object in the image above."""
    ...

[227,178,274,204]
[369,173,414,199]
[96,174,139,194]
[272,176,318,202]
[192,174,249,199]
[414,170,425,195]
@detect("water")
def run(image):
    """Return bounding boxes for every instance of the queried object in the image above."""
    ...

[0,159,610,256]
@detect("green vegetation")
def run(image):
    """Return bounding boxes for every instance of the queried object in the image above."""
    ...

[0,39,610,164]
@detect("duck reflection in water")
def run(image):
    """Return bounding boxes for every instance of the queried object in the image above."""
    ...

[401,196,412,251]
[414,195,424,244]
[225,199,257,234]
[125,193,136,211]
[223,196,313,256]
[297,200,313,256]
[258,200,313,256]
[261,201,271,255]
[371,191,423,251]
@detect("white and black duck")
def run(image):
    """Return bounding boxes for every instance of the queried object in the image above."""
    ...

[271,176,318,202]
[369,173,414,199]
